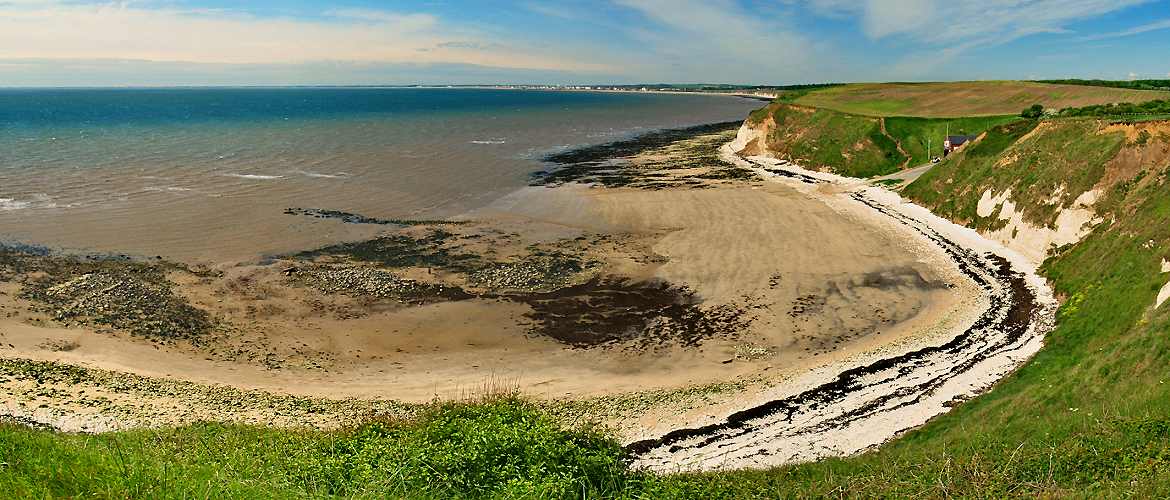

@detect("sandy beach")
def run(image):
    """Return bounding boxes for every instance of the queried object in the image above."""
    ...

[0,121,1049,471]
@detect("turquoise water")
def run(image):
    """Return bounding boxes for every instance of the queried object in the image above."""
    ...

[0,88,760,261]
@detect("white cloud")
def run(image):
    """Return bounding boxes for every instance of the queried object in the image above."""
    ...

[325,8,438,27]
[1081,18,1170,40]
[611,0,818,82]
[861,0,934,39]
[0,2,614,73]
[804,0,1152,79]
[808,0,1148,44]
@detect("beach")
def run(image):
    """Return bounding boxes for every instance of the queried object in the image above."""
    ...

[0,118,1001,442]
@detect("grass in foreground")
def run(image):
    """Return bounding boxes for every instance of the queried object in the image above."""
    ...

[0,397,636,499]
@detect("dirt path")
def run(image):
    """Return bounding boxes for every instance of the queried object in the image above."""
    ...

[873,163,936,187]
[880,117,913,170]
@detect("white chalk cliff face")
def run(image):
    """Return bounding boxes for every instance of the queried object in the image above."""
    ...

[974,187,1103,266]
[1158,259,1170,309]
[734,110,1105,268]
[730,120,768,156]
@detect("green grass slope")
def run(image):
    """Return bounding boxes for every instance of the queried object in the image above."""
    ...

[748,102,1020,175]
[884,115,1022,166]
[902,119,1128,229]
[750,102,906,177]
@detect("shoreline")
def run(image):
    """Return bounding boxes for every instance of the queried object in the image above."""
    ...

[625,151,1056,472]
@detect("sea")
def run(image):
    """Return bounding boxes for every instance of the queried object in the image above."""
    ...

[0,88,761,262]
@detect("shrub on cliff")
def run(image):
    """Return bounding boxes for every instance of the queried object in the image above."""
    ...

[1020,103,1044,119]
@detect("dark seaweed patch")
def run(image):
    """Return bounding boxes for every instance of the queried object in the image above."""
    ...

[532,121,758,189]
[292,230,480,272]
[511,277,752,349]
[542,121,743,165]
[283,208,466,227]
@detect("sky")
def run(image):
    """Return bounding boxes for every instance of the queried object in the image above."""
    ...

[1,0,1169,86]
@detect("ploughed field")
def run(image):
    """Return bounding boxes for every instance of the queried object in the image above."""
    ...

[795,81,1170,118]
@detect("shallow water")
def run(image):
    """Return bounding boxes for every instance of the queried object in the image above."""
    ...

[0,88,760,262]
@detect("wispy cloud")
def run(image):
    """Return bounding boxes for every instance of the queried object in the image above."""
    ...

[805,0,1154,79]
[324,8,438,27]
[0,0,1165,85]
[810,0,1149,44]
[1080,18,1170,40]
[522,2,581,20]
[0,2,614,73]
[610,0,818,82]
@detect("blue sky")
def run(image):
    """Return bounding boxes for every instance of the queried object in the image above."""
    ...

[1,0,1168,86]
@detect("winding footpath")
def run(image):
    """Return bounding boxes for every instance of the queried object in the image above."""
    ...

[628,150,1057,472]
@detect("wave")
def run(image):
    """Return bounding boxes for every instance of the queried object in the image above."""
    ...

[470,139,507,145]
[143,186,194,193]
[297,171,351,179]
[222,173,284,180]
[0,194,77,211]
[0,198,31,211]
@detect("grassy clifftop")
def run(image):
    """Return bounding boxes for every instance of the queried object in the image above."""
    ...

[795,81,1170,118]
[744,101,1019,177]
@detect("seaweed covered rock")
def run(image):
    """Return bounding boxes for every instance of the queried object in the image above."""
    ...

[23,270,212,341]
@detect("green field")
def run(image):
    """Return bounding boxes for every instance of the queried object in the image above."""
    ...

[796,81,1170,118]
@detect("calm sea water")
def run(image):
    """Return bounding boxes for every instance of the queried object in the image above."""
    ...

[0,88,760,261]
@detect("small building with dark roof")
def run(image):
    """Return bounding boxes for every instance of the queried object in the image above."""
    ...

[944,135,978,155]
